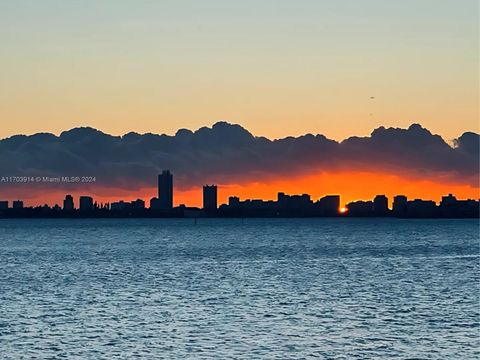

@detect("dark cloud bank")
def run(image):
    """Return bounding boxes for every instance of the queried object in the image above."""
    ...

[0,122,478,191]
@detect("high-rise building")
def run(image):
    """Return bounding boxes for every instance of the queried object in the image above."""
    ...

[158,170,173,210]
[150,197,160,210]
[277,192,311,210]
[346,200,373,216]
[407,199,437,218]
[111,201,128,211]
[373,195,389,215]
[12,200,23,209]
[228,196,240,207]
[0,201,8,210]
[203,185,218,211]
[63,195,74,211]
[79,196,94,211]
[440,194,457,207]
[131,199,145,210]
[318,195,340,216]
[393,195,408,215]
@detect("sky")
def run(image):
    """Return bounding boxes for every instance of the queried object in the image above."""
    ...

[0,0,478,208]
[0,0,478,142]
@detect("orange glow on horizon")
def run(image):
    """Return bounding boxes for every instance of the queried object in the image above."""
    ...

[5,170,479,209]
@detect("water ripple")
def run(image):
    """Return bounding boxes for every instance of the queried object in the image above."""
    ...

[0,218,478,359]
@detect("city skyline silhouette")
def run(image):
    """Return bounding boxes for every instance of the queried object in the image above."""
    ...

[1,169,478,219]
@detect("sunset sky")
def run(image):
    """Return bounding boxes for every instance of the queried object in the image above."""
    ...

[0,0,478,207]
[21,171,478,209]
[0,0,478,141]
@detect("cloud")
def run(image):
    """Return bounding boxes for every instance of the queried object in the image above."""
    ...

[0,122,478,193]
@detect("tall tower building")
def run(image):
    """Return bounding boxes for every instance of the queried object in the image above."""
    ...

[203,185,218,211]
[63,195,74,211]
[318,195,340,216]
[373,195,389,215]
[12,200,24,209]
[0,201,8,210]
[393,195,408,215]
[79,196,94,211]
[158,170,173,210]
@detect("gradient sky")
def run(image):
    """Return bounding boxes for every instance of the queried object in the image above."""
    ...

[0,0,478,141]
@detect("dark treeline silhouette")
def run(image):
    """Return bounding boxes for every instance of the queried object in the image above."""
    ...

[0,171,478,219]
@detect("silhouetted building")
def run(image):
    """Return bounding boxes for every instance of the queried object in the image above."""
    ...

[318,195,340,216]
[111,201,128,211]
[158,170,173,210]
[150,197,160,210]
[203,185,218,211]
[79,196,94,211]
[440,194,457,207]
[439,194,479,218]
[346,200,373,216]
[12,200,24,209]
[454,200,480,218]
[393,195,408,216]
[228,196,240,207]
[63,195,74,211]
[278,192,311,210]
[220,196,277,216]
[407,199,437,218]
[373,195,389,215]
[131,199,145,210]
[0,201,8,210]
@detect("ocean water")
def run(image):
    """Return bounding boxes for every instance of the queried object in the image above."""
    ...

[0,218,478,359]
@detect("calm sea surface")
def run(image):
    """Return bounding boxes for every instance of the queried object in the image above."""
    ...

[0,218,478,359]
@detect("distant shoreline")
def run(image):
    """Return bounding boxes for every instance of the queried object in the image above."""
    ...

[0,212,478,220]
